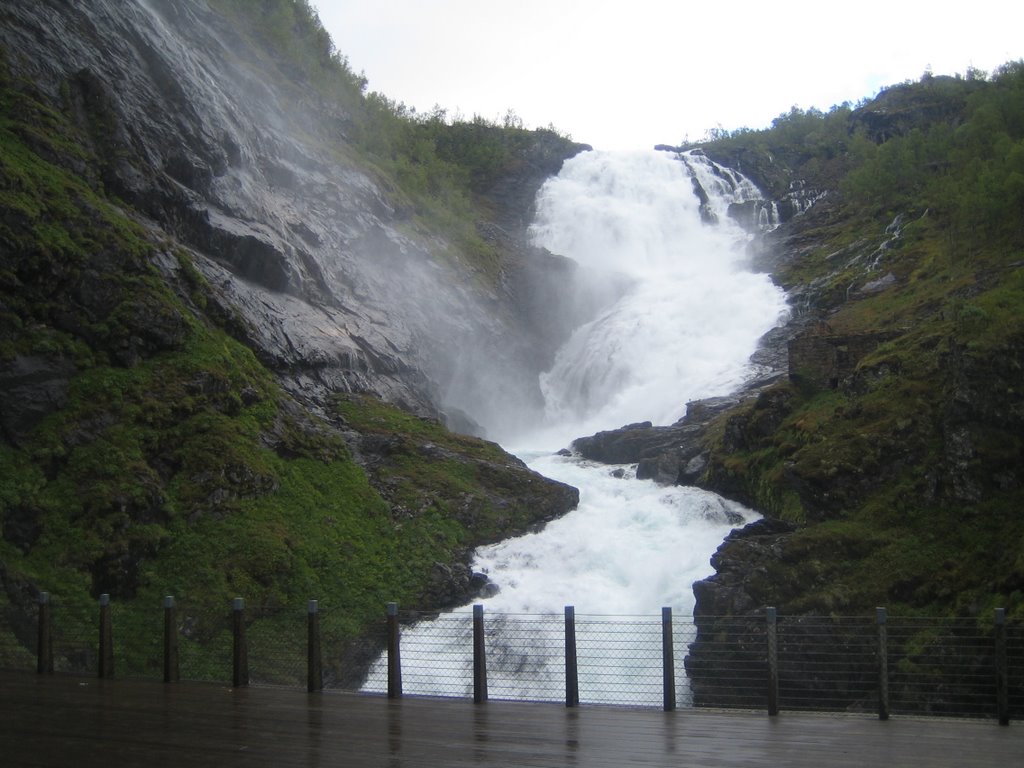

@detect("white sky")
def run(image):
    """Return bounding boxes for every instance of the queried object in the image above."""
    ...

[315,1,1024,150]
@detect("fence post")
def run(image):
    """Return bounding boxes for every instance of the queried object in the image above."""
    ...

[232,597,248,688]
[876,607,889,720]
[163,596,179,683]
[37,592,53,675]
[387,602,402,699]
[995,607,1009,726]
[98,594,114,679]
[473,604,488,704]
[307,600,322,693]
[565,605,579,707]
[662,607,676,712]
[766,606,779,716]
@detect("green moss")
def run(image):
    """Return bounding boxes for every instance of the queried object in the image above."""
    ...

[0,63,481,675]
[957,269,1024,348]
[696,70,1024,619]
[0,35,580,680]
[334,393,509,463]
[334,393,571,543]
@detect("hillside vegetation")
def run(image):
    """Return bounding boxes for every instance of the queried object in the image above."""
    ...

[693,64,1024,619]
[2,0,1021,686]
[0,0,578,678]
[210,0,577,281]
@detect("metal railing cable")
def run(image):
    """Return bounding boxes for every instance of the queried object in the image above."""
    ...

[3,594,1021,722]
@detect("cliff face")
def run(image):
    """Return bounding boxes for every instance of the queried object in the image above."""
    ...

[0,0,584,674]
[0,0,584,431]
[581,75,1024,649]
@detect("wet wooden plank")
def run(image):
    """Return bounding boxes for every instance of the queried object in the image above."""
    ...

[0,671,1020,767]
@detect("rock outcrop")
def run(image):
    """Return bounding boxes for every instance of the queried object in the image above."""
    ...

[0,0,588,674]
[0,0,587,435]
[645,77,1024,709]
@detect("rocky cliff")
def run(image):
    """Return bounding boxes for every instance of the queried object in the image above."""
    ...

[0,0,586,675]
[596,74,1024,702]
[1,0,590,429]
[528,82,1020,706]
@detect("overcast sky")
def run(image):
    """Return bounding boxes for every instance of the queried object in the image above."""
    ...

[315,1,1024,150]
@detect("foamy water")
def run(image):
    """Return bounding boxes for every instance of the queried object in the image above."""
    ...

[363,150,787,703]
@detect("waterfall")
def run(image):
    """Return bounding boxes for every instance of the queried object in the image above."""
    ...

[362,149,788,704]
[526,150,786,447]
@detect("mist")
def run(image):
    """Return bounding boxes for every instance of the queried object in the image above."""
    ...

[496,149,788,450]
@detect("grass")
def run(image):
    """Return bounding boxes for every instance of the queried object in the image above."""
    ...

[694,80,1024,620]
[332,394,573,542]
[0,60,575,679]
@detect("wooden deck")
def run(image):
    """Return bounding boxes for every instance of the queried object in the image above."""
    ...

[0,671,1020,767]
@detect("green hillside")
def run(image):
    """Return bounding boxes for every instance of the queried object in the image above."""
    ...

[694,65,1024,619]
[2,0,1021,684]
[0,2,577,678]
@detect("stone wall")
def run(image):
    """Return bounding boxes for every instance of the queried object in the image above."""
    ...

[788,332,896,388]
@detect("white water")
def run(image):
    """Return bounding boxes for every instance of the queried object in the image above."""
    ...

[363,150,788,703]
[523,150,787,447]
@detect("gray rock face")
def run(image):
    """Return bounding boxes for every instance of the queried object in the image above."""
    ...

[570,365,789,486]
[684,518,796,707]
[572,418,712,486]
[0,355,76,445]
[0,0,583,433]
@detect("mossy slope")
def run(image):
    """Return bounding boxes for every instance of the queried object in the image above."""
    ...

[0,48,576,679]
[693,66,1024,620]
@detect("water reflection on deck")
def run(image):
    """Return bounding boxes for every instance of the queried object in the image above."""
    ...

[0,671,1020,767]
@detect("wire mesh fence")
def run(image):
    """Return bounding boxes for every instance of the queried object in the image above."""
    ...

[3,594,1022,722]
[109,601,162,679]
[887,616,1000,717]
[1010,624,1024,716]
[0,620,35,671]
[359,609,691,706]
[244,603,307,688]
[683,616,768,710]
[482,612,567,702]
[576,614,664,707]
[362,612,476,698]
[776,615,879,713]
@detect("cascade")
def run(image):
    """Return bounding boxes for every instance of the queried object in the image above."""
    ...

[681,151,781,232]
[362,150,788,704]
[527,150,786,445]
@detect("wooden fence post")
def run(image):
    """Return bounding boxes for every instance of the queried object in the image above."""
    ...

[98,594,114,679]
[473,604,488,704]
[232,597,248,688]
[995,607,1009,726]
[163,596,179,683]
[565,605,579,707]
[37,592,52,675]
[662,607,676,712]
[877,607,889,720]
[766,606,779,716]
[307,600,322,693]
[387,602,402,699]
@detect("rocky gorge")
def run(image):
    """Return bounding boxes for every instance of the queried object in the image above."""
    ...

[0,0,1021,701]
[582,78,1024,703]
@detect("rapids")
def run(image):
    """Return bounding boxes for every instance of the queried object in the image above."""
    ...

[362,149,788,704]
